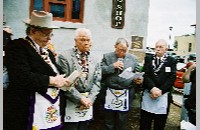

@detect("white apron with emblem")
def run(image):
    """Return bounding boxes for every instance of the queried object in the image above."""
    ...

[32,88,61,130]
[64,99,93,122]
[141,90,168,114]
[104,88,129,111]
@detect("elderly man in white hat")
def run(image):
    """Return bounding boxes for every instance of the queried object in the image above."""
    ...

[4,10,71,130]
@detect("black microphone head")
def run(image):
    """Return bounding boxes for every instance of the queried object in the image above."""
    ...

[117,58,124,73]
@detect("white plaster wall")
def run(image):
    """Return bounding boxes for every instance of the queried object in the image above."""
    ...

[3,0,150,61]
[3,0,30,38]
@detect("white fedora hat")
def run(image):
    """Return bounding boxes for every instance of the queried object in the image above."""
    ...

[23,10,59,29]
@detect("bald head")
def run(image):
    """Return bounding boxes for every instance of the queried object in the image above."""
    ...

[155,39,168,57]
[155,39,168,48]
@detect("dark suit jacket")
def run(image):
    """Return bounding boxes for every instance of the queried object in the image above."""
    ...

[4,36,63,130]
[185,69,196,111]
[143,54,177,94]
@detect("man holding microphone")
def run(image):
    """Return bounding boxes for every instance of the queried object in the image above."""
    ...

[101,38,143,130]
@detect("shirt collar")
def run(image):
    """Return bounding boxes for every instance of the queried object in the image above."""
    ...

[73,46,90,56]
[27,36,40,51]
[27,36,47,54]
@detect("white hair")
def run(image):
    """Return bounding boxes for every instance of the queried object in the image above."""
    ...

[75,28,92,39]
[115,37,129,47]
[155,39,168,48]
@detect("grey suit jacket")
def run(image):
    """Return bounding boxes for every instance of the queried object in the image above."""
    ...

[101,52,139,89]
[57,49,101,104]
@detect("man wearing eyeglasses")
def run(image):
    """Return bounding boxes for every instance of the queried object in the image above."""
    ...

[101,38,143,130]
[57,28,101,130]
[4,10,70,130]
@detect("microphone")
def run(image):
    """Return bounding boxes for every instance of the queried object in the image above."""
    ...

[117,58,124,73]
[118,58,124,62]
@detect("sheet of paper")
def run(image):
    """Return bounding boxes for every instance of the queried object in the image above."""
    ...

[119,67,144,79]
[60,70,82,91]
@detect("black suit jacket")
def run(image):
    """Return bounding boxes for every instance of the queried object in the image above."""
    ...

[4,36,63,129]
[143,54,177,94]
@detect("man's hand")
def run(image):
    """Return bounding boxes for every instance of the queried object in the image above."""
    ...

[133,77,143,85]
[150,87,162,99]
[113,61,124,70]
[49,74,71,88]
[80,96,92,109]
[188,62,196,71]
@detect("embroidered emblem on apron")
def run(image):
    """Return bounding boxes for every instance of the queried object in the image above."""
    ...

[45,105,59,123]
[51,89,58,98]
[104,88,129,111]
[32,126,38,130]
[32,88,61,129]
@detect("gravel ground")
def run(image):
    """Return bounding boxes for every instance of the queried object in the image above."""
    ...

[89,98,181,130]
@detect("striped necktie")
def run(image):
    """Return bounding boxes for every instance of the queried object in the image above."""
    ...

[39,47,45,55]
[81,53,86,65]
[156,58,161,67]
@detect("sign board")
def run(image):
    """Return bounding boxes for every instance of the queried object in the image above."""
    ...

[131,35,144,49]
[111,0,126,29]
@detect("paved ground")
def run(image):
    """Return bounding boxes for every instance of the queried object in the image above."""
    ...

[89,94,181,130]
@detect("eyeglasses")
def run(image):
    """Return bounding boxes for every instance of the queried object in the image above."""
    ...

[40,31,54,38]
[116,48,127,53]
[37,30,54,38]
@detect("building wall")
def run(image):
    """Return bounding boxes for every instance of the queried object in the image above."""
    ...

[3,0,150,62]
[174,34,196,56]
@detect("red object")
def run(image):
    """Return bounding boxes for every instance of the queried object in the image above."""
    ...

[173,63,189,89]
[174,71,184,89]
[173,62,193,89]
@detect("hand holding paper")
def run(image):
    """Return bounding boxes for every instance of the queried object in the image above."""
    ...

[119,67,144,80]
[60,70,85,91]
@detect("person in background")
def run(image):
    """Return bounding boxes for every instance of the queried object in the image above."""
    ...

[140,39,177,130]
[57,28,101,130]
[46,41,57,57]
[3,26,13,130]
[101,38,143,130]
[3,26,13,50]
[3,26,13,89]
[4,10,70,130]
[182,62,196,125]
[3,26,13,65]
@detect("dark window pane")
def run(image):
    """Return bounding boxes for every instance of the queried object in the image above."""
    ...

[50,3,65,18]
[72,0,80,19]
[34,0,43,11]
[188,43,192,52]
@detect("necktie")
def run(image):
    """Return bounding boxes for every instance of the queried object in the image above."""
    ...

[81,53,85,65]
[39,47,44,55]
[40,47,49,62]
[157,58,161,67]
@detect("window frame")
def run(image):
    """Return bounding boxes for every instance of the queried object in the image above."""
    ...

[30,0,84,23]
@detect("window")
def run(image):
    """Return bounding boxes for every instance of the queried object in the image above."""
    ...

[30,0,84,23]
[188,43,192,52]
[174,40,178,51]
